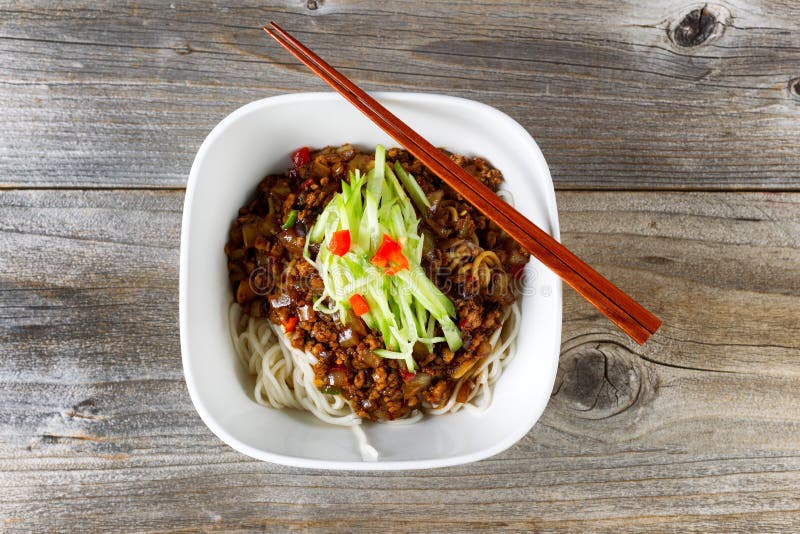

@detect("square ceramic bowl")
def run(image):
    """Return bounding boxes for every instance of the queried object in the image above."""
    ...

[180,92,562,470]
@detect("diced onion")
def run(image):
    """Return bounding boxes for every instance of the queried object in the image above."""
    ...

[404,372,432,396]
[338,327,359,348]
[269,293,291,308]
[426,190,444,213]
[297,304,313,322]
[326,369,348,388]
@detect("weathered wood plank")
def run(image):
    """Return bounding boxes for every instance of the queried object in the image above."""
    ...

[0,189,798,531]
[1,1,799,189]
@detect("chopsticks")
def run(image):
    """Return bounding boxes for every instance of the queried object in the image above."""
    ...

[263,22,662,344]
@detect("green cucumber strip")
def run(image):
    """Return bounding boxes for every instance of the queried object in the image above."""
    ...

[414,298,428,336]
[395,267,455,318]
[416,335,446,344]
[386,163,418,223]
[359,190,379,252]
[394,161,431,213]
[374,346,416,372]
[366,145,385,203]
[439,316,463,352]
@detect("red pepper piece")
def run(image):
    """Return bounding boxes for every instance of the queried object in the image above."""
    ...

[399,369,416,383]
[282,316,298,333]
[328,229,351,256]
[291,147,311,169]
[370,234,409,275]
[349,293,370,316]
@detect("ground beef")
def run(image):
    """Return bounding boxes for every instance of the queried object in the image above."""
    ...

[226,144,529,421]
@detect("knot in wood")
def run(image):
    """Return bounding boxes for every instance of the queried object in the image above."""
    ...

[669,5,729,48]
[789,78,800,99]
[306,0,320,10]
[552,340,642,419]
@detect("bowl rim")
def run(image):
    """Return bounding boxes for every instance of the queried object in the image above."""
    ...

[180,91,562,470]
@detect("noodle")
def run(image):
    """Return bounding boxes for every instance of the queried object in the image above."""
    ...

[229,298,521,460]
[225,145,527,460]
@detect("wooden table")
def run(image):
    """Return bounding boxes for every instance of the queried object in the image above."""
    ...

[2,2,799,531]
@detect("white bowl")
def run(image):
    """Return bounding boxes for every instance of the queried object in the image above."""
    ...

[180,92,562,470]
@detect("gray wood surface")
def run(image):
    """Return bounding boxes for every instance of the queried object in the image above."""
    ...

[1,1,799,532]
[2,0,800,189]
[1,190,798,532]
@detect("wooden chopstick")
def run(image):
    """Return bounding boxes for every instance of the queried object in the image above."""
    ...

[263,22,662,344]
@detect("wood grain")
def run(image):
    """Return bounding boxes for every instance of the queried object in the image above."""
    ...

[1,189,798,532]
[1,1,800,189]
[2,1,798,531]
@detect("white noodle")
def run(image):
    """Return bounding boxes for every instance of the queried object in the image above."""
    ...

[229,299,521,460]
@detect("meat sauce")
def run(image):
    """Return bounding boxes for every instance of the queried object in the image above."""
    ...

[225,145,529,420]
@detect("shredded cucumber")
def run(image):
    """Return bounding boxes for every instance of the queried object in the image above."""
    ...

[394,161,431,214]
[305,145,461,371]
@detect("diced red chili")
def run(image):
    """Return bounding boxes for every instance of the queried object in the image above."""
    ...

[399,369,416,383]
[370,234,409,275]
[300,178,314,189]
[328,229,351,256]
[291,147,311,169]
[349,293,370,316]
[282,316,298,333]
